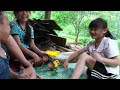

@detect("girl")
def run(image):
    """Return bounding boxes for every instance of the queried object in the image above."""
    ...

[63,18,120,79]
[10,11,44,66]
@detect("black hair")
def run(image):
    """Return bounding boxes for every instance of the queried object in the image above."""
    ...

[14,11,31,45]
[24,21,31,45]
[13,11,18,18]
[89,18,114,39]
[13,11,30,17]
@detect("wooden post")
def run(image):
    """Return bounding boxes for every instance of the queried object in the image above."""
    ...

[44,11,51,20]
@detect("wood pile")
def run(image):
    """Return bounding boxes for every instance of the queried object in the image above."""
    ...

[29,19,75,52]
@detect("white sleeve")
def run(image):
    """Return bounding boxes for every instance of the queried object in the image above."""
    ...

[105,40,119,58]
[84,41,93,54]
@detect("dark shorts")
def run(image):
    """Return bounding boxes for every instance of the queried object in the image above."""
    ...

[87,61,117,79]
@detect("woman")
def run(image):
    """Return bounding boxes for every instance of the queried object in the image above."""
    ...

[10,11,44,66]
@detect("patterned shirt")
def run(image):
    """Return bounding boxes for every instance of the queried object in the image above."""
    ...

[10,20,34,49]
[0,44,10,79]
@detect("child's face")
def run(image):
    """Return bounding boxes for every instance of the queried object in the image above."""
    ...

[89,28,107,40]
[0,15,10,42]
[16,11,30,22]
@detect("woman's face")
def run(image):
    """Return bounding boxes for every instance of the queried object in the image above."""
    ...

[89,28,107,40]
[16,11,30,22]
[0,14,10,42]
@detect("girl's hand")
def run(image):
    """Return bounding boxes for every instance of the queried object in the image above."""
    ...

[91,51,103,62]
[63,60,69,70]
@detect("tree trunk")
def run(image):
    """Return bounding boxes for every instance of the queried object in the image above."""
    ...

[75,33,79,43]
[44,11,51,20]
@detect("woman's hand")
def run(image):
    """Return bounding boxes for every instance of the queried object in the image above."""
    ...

[16,73,30,79]
[27,66,37,79]
[17,66,37,79]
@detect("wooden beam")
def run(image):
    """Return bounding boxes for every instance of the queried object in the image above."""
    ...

[55,45,75,52]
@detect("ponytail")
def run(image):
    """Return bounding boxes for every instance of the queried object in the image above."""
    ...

[24,21,31,45]
[89,18,115,39]
[105,30,114,39]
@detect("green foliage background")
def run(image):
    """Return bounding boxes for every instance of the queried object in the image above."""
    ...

[6,11,120,50]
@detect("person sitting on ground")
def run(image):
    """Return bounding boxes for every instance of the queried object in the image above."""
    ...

[63,18,120,79]
[10,11,45,66]
[0,11,38,79]
[6,35,40,79]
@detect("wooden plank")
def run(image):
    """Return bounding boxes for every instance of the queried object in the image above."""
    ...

[55,45,74,52]
[47,34,66,47]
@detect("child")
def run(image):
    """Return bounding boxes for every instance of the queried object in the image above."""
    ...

[10,11,45,66]
[63,18,120,79]
[0,11,37,79]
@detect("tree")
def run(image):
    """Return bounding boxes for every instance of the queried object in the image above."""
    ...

[68,11,91,42]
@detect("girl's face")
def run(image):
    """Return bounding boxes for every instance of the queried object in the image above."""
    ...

[0,15,10,42]
[89,28,107,40]
[16,11,30,22]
